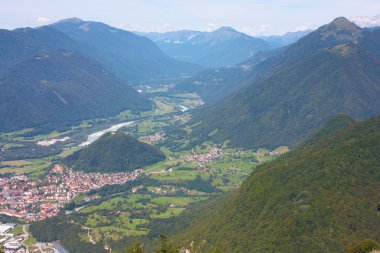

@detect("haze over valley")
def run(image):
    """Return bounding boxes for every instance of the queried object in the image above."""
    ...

[0,1,379,253]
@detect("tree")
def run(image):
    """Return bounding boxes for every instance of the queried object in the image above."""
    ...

[0,244,4,253]
[155,234,179,253]
[346,239,380,253]
[125,242,145,253]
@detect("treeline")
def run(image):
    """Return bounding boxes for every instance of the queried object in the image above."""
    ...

[174,175,220,193]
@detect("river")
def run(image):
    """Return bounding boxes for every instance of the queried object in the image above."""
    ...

[79,121,135,146]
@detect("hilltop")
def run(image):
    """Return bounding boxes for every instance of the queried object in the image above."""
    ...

[63,131,165,173]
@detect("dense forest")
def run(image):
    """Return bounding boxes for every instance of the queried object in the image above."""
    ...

[63,132,165,173]
[151,115,380,252]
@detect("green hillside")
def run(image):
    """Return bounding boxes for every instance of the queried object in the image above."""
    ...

[63,131,165,173]
[0,50,151,132]
[189,17,380,149]
[164,115,380,252]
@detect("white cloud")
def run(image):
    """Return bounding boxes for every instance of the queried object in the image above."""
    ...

[36,16,50,23]
[294,24,310,32]
[351,14,380,28]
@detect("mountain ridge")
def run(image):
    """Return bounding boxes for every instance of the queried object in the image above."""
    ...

[187,17,380,149]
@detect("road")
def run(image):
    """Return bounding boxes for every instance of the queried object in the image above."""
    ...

[22,225,30,253]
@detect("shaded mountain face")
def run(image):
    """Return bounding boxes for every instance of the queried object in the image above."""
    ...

[51,18,201,82]
[63,131,165,173]
[172,30,311,104]
[188,17,380,149]
[140,27,272,68]
[162,115,380,253]
[259,30,312,48]
[175,47,285,103]
[0,50,151,132]
[0,26,86,70]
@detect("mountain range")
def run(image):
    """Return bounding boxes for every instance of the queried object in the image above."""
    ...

[258,30,312,48]
[157,115,380,252]
[139,27,272,68]
[188,17,380,149]
[0,18,203,132]
[51,18,201,82]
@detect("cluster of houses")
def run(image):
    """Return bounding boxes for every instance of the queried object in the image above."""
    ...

[0,164,144,222]
[0,223,24,253]
[147,133,164,144]
[184,148,221,166]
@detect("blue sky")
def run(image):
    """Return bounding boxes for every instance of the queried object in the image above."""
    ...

[0,0,379,35]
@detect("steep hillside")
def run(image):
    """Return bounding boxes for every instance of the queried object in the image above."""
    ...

[51,18,201,81]
[63,131,165,173]
[0,26,86,69]
[189,17,380,148]
[0,50,151,132]
[141,27,271,68]
[164,115,380,252]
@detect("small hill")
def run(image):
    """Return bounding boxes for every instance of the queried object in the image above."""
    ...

[0,50,151,132]
[189,17,380,149]
[161,115,380,252]
[140,27,271,68]
[63,131,165,173]
[51,18,201,81]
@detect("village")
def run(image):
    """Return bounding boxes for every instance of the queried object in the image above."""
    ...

[0,165,144,222]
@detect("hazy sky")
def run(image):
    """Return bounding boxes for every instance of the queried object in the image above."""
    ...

[0,0,379,35]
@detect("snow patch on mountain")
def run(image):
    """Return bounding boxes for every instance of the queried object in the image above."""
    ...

[351,15,380,28]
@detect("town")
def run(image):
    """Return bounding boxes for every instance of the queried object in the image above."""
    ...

[0,165,144,222]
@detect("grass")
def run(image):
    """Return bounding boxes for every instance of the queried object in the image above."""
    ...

[151,196,207,207]
[25,225,37,246]
[80,195,152,213]
[57,147,82,158]
[10,224,23,235]
[150,207,186,219]
[150,169,200,181]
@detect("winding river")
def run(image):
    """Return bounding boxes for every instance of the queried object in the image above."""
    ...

[79,121,135,146]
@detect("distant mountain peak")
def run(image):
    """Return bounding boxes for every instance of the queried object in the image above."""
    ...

[329,17,361,30]
[316,16,363,42]
[215,26,239,33]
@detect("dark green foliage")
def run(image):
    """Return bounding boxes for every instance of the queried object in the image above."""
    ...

[0,50,151,132]
[125,242,145,253]
[175,175,220,193]
[189,17,380,149]
[165,115,380,252]
[155,234,179,253]
[64,132,165,173]
[30,215,105,253]
[346,239,379,253]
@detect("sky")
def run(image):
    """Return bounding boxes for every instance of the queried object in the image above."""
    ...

[0,0,379,36]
